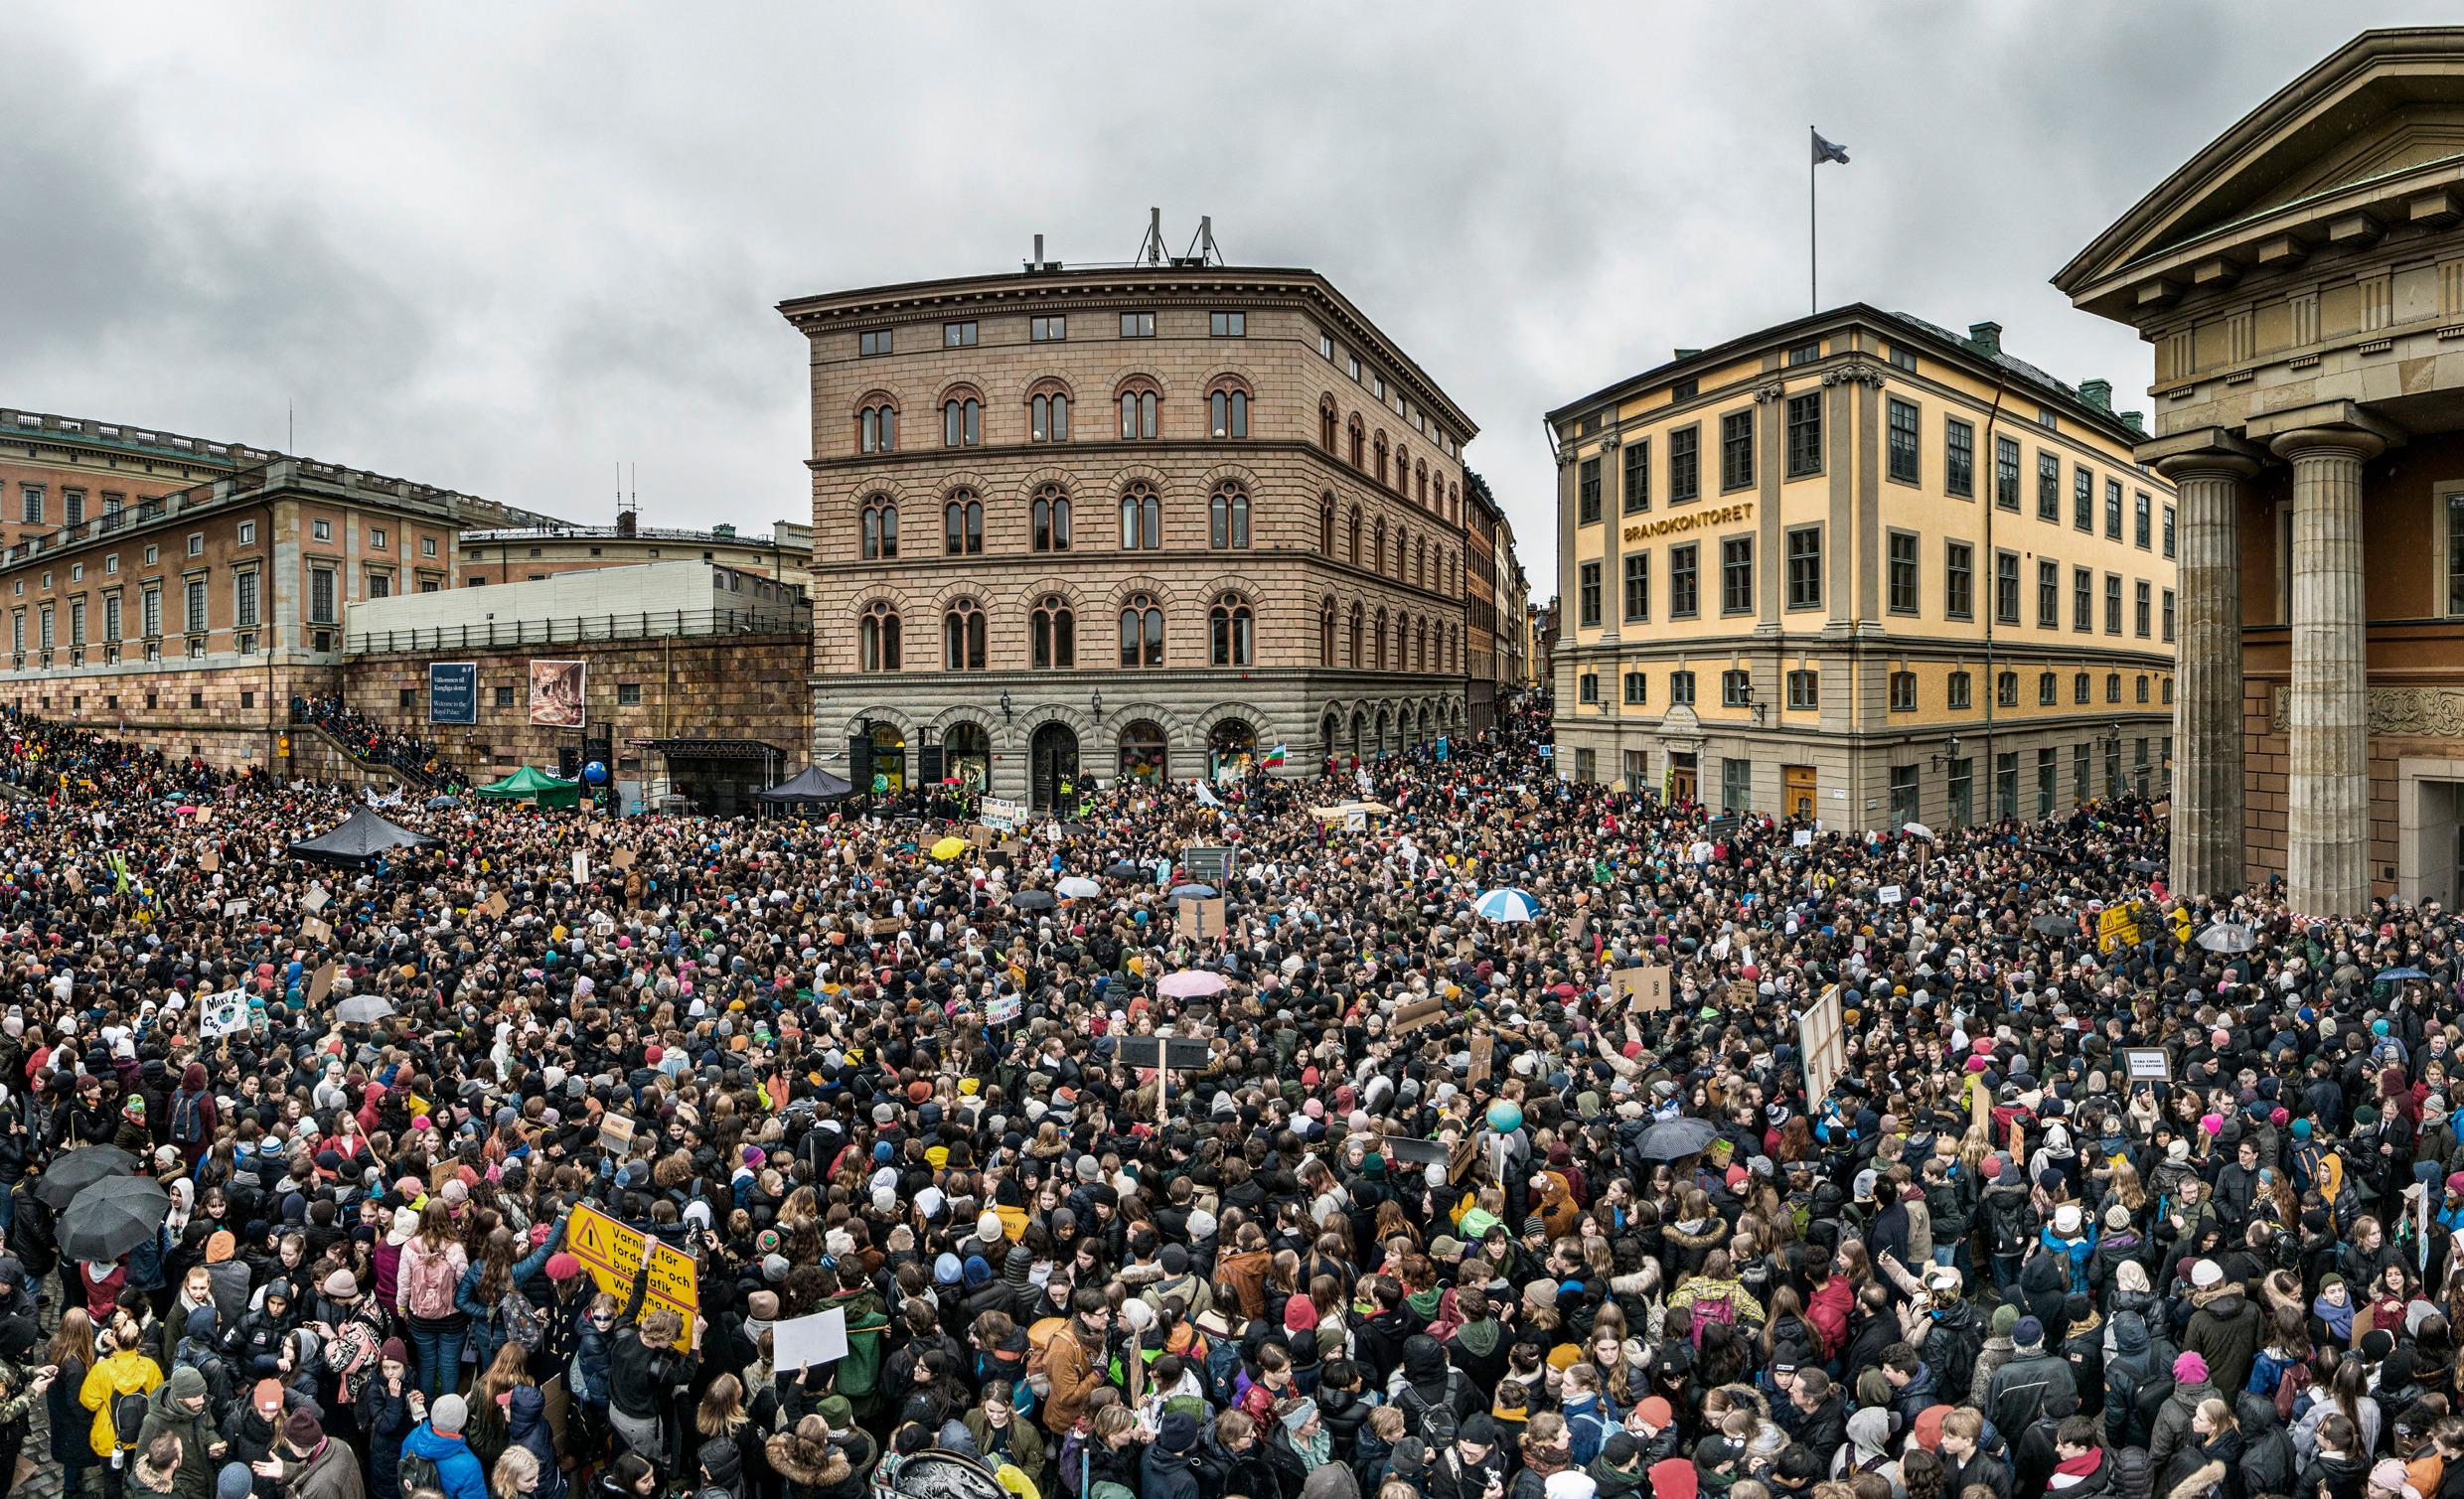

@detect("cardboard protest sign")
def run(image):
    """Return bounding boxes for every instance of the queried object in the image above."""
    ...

[566,1203,697,1347]
[772,1307,848,1372]
[485,893,511,919]
[611,849,637,870]
[1392,995,1448,1035]
[1466,1032,1494,1088]
[200,989,251,1038]
[1175,896,1227,938]
[199,849,220,873]
[302,917,332,946]
[309,963,338,1007]
[1612,967,1672,1012]
[599,1112,636,1153]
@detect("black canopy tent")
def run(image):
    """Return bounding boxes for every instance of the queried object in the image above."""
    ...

[756,764,853,804]
[285,808,440,868]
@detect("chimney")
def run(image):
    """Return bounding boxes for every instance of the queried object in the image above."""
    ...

[1674,348,1701,361]
[2079,378,2112,411]
[2120,410,2145,433]
[615,510,637,537]
[1966,321,2003,357]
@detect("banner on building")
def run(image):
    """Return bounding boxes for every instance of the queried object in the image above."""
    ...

[429,663,479,725]
[529,660,587,728]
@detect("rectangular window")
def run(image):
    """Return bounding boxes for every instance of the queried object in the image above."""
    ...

[1786,670,1818,710]
[142,587,160,638]
[1890,671,1917,712]
[1890,764,1920,826]
[1785,526,1821,610]
[1948,672,1972,709]
[1886,397,1921,483]
[104,555,116,575]
[1720,535,1754,615]
[2038,747,2058,817]
[1622,749,1648,787]
[1623,672,1647,705]
[1318,333,1333,360]
[1788,341,1821,366]
[2163,504,2177,559]
[367,569,390,600]
[1786,391,1822,478]
[1996,751,2020,821]
[183,579,206,635]
[1947,757,1974,826]
[1997,672,2019,708]
[1622,552,1650,623]
[1573,748,1597,783]
[422,536,437,558]
[1995,549,2021,624]
[69,601,83,646]
[1669,671,1696,705]
[19,488,40,525]
[369,525,386,549]
[2039,559,2060,628]
[1578,458,1602,524]
[1121,312,1155,339]
[311,519,332,543]
[236,521,255,546]
[103,594,120,642]
[2075,468,2093,530]
[2076,742,2091,803]
[1579,673,1599,704]
[234,570,259,628]
[2163,588,2177,643]
[2135,579,2152,637]
[943,320,978,348]
[1944,417,1975,497]
[1670,543,1700,618]
[63,491,83,526]
[617,682,643,706]
[2039,672,2058,705]
[2105,479,2124,538]
[2075,566,2093,632]
[1722,671,1753,708]
[1578,561,1602,628]
[1623,439,1650,513]
[37,608,52,652]
[311,566,337,625]
[1030,315,1066,342]
[2134,491,2153,549]
[1995,435,2020,511]
[188,532,207,557]
[1888,345,1917,373]
[2038,451,2061,521]
[1209,311,1246,337]
[1944,541,1974,620]
[1888,531,1920,614]
[1671,376,1699,401]
[2105,572,2123,634]
[858,329,892,357]
[1669,425,1700,503]
[1720,409,1755,491]
[1347,355,1361,381]
[495,685,515,708]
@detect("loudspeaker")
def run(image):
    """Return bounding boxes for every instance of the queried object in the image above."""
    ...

[917,744,946,788]
[847,733,871,790]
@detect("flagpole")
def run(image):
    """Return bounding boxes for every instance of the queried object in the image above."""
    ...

[1809,125,1818,315]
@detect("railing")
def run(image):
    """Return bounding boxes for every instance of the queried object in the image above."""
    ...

[345,603,812,657]
[461,524,800,547]
[289,701,462,791]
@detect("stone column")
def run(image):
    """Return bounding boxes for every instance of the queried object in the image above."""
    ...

[2154,450,2257,899]
[2271,425,2386,917]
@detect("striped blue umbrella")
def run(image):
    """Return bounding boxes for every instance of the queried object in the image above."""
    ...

[1473,887,1542,923]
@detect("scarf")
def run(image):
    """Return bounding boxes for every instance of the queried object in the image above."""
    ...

[2313,1289,2354,1342]
[1292,1424,1330,1470]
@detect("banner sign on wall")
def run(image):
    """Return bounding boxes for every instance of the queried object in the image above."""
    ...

[530,660,586,728]
[429,663,478,725]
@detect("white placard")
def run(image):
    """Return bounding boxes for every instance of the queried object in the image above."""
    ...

[986,995,1021,1025]
[571,850,588,885]
[1878,884,1904,905]
[772,1307,848,1371]
[981,797,1025,833]
[200,988,251,1038]
[2120,1047,2172,1082]
[1793,829,1813,848]
[301,885,329,914]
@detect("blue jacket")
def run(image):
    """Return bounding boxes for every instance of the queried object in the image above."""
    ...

[454,1226,562,1370]
[402,1421,487,1499]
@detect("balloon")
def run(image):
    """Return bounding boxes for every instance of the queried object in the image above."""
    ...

[582,761,609,786]
[1486,1101,1523,1134]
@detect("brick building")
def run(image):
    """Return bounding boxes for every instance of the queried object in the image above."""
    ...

[779,258,1481,805]
[1463,470,1502,737]
[459,512,816,592]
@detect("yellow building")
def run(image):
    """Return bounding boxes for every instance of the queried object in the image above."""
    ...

[1547,307,2178,829]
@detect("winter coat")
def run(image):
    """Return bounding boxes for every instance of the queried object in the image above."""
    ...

[2148,1378,2218,1480]
[363,1376,417,1499]
[508,1386,565,1499]
[285,1436,367,1499]
[134,1384,216,1499]
[1987,1348,2079,1439]
[2183,1284,2265,1401]
[77,1346,163,1459]
[400,1421,488,1499]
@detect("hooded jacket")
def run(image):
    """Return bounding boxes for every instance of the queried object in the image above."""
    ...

[134,1381,217,1499]
[400,1421,487,1499]
[77,1345,163,1459]
[2147,1378,2217,1479]
[2183,1282,2264,1400]
[1987,1344,2079,1440]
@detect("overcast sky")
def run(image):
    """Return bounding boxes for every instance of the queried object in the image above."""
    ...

[6,3,2445,595]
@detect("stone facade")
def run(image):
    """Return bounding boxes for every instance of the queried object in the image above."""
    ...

[778,262,1481,804]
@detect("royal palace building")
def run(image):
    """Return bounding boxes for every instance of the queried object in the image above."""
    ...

[779,259,1482,807]
[1548,307,2178,831]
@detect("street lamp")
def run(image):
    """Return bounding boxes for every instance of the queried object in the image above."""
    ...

[1091,690,1105,722]
[1929,733,1962,771]
[999,689,1012,722]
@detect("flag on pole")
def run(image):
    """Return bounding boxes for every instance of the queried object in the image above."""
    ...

[1811,129,1850,165]
[1263,743,1287,769]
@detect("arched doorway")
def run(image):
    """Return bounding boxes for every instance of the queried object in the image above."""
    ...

[944,722,990,793]
[867,722,906,795]
[1118,719,1168,787]
[1374,708,1391,758]
[1349,710,1366,763]
[1319,709,1339,767]
[1028,721,1077,811]
[1207,719,1257,781]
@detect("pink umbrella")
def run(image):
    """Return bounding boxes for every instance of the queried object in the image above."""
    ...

[1157,971,1228,998]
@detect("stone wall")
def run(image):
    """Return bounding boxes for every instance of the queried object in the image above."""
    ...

[342,633,811,785]
[0,659,337,773]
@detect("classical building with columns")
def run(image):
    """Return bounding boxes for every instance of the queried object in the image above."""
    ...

[2058,27,2464,914]
[1547,307,2176,830]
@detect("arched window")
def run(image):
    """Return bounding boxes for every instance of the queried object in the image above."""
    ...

[1390,526,1404,578]
[1209,485,1250,549]
[1347,508,1363,565]
[1319,599,1335,667]
[858,602,900,672]
[1031,595,1074,670]
[2074,672,2090,703]
[860,496,898,559]
[943,599,987,671]
[1031,485,1071,552]
[1416,462,1429,506]
[1210,594,1254,667]
[1348,602,1365,667]
[1117,380,1159,440]
[1373,608,1389,672]
[1319,398,1337,453]
[1373,432,1390,487]
[1348,416,1365,469]
[942,393,981,448]
[858,399,898,454]
[1118,592,1163,668]
[1414,537,1427,588]
[1372,519,1387,577]
[943,493,983,555]
[1029,387,1071,443]
[1319,496,1334,556]
[1415,618,1428,673]
[1119,483,1160,549]
[1208,380,1250,440]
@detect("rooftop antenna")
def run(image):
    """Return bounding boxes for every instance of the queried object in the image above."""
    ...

[1139,207,1164,267]
[287,400,294,454]
[1180,216,1224,267]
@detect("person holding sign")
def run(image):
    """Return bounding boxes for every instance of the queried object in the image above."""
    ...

[608,1242,701,1469]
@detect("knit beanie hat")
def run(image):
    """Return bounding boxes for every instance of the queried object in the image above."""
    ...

[431,1393,468,1435]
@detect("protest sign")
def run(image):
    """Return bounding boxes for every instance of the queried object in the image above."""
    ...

[566,1203,697,1346]
[2119,1047,2172,1082]
[1613,967,1672,1012]
[200,989,251,1038]
[309,963,337,1006]
[772,1308,849,1372]
[1392,995,1447,1035]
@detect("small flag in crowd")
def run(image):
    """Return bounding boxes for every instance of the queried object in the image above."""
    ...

[1263,743,1287,768]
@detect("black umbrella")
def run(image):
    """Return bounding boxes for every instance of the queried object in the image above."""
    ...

[37,1144,136,1210]
[58,1173,170,1261]
[1104,861,1141,879]
[1011,890,1057,911]
[1634,1118,1718,1162]
[2029,913,2073,938]
[2128,859,2163,874]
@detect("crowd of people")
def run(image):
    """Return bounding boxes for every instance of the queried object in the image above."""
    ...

[290,698,463,791]
[0,697,2449,1499]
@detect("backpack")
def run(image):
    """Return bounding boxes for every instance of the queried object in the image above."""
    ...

[1025,1317,1069,1385]
[2273,1359,2314,1424]
[500,1290,548,1353]
[399,1453,442,1494]
[110,1388,149,1463]
[1396,1370,1464,1450]
[404,1245,458,1321]
[1689,1289,1738,1349]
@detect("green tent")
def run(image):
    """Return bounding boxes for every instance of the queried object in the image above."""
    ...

[472,766,583,809]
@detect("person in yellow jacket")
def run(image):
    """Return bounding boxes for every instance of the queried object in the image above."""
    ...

[79,1314,164,1462]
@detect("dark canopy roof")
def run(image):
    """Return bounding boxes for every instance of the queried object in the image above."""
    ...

[756,764,852,803]
[285,807,440,867]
